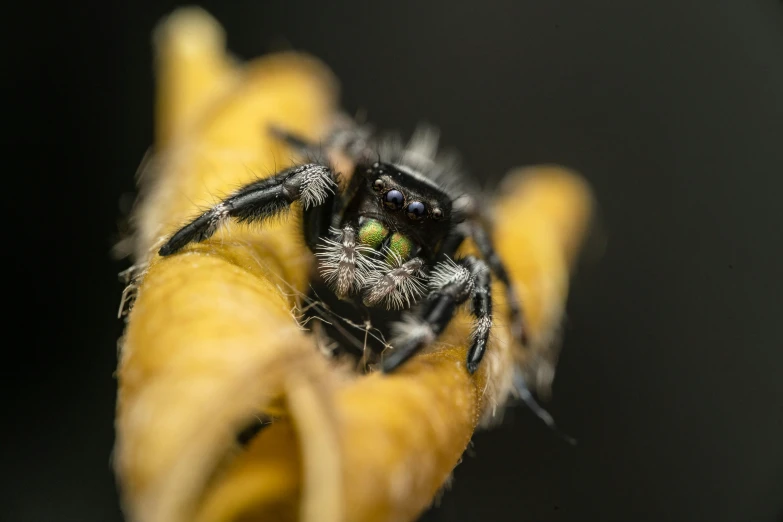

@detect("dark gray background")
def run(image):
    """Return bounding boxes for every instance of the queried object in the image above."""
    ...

[6,1,782,521]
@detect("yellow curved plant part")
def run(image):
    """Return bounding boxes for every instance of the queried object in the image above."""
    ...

[113,7,594,522]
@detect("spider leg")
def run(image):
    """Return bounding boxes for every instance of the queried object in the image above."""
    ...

[464,256,493,373]
[270,118,372,163]
[271,118,374,228]
[513,371,577,445]
[466,218,527,346]
[382,256,492,374]
[302,188,338,253]
[158,163,336,256]
[269,125,321,158]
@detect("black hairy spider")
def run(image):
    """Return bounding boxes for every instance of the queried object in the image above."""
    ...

[158,121,525,374]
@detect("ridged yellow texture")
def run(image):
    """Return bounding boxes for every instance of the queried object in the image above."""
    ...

[113,7,594,522]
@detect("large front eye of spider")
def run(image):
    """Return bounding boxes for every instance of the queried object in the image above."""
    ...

[383,189,405,210]
[406,201,426,220]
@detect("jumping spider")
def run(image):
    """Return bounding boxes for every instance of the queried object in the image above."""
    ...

[158,122,525,374]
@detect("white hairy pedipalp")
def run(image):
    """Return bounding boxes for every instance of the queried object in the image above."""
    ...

[316,226,375,296]
[362,249,427,310]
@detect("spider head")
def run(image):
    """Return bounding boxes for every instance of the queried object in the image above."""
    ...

[350,161,456,260]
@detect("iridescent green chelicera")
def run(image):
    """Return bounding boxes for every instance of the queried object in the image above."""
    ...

[358,219,388,248]
[358,219,413,262]
[388,232,412,262]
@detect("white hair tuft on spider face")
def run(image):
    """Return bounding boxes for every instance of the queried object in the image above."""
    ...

[316,226,375,297]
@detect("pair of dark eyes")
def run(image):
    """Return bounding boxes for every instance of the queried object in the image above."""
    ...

[373,180,442,220]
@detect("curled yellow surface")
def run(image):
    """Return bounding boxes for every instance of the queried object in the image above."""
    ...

[113,7,594,522]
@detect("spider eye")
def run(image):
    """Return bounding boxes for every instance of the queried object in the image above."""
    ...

[383,189,405,210]
[431,207,443,220]
[373,179,384,192]
[406,201,426,220]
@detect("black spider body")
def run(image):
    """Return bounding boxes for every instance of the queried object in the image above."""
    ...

[343,163,454,258]
[158,122,525,373]
[303,161,460,363]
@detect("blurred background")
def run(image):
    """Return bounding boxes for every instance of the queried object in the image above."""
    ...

[6,1,782,521]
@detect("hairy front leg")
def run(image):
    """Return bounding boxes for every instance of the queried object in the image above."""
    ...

[382,256,494,374]
[159,163,336,256]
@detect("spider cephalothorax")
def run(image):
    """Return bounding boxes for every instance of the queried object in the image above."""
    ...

[158,122,525,374]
